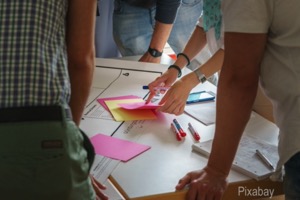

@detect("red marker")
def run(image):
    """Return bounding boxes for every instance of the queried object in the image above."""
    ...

[188,122,200,141]
[173,119,186,137]
[170,123,182,141]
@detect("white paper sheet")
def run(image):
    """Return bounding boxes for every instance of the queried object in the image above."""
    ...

[184,101,216,125]
[90,155,125,200]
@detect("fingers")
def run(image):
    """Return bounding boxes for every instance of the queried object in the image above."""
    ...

[175,174,191,190]
[147,70,177,93]
[186,183,223,200]
[91,176,106,190]
[95,191,108,200]
[179,169,227,200]
[187,180,207,200]
[145,92,156,104]
[90,176,108,200]
[146,77,166,104]
[158,92,185,115]
[159,102,185,115]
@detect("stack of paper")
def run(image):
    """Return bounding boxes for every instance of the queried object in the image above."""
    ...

[192,135,279,180]
[97,95,160,121]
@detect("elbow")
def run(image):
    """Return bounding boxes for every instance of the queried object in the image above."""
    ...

[68,48,95,71]
[220,65,260,93]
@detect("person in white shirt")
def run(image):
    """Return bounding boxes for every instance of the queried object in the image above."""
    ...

[173,0,300,200]
[146,15,224,115]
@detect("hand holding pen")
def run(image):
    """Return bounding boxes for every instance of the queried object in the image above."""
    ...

[145,69,178,104]
[144,85,170,105]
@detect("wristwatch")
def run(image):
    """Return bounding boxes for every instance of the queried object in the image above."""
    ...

[193,69,207,84]
[148,47,163,57]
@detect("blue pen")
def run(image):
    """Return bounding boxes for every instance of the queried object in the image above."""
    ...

[173,119,186,137]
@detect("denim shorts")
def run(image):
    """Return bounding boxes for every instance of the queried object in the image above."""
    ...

[0,107,95,200]
[113,0,202,62]
[284,152,300,200]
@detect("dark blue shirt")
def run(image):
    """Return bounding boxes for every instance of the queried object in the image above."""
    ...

[125,0,181,24]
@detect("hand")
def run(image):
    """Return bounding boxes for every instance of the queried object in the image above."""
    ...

[139,52,161,64]
[175,167,228,200]
[156,73,196,114]
[90,175,109,200]
[145,69,178,104]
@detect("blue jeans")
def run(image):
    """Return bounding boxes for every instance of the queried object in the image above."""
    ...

[284,152,300,200]
[95,0,121,58]
[113,0,202,67]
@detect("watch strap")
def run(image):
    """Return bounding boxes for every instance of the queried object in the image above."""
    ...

[193,69,207,83]
[148,47,163,57]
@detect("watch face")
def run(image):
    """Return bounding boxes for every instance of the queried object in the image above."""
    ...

[194,69,207,83]
[148,47,162,57]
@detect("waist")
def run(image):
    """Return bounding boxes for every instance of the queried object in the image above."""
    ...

[0,105,72,123]
[124,0,156,8]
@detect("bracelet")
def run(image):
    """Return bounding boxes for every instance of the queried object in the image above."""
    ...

[177,53,190,66]
[168,65,182,78]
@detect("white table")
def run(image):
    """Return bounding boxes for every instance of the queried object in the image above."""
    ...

[82,58,283,200]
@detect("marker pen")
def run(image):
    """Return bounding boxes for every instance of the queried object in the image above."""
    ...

[173,119,186,137]
[188,122,200,141]
[170,123,182,141]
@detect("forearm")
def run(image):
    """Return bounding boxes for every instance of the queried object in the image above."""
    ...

[178,49,224,90]
[139,0,180,63]
[149,21,173,53]
[199,49,224,78]
[68,58,94,125]
[175,26,207,68]
[140,21,173,63]
[66,0,96,125]
[208,72,258,176]
[206,32,267,176]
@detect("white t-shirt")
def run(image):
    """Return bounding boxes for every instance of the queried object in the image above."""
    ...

[197,16,224,55]
[223,0,300,174]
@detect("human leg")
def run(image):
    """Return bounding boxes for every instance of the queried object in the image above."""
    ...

[95,0,120,58]
[284,152,300,200]
[113,0,154,56]
[167,0,203,69]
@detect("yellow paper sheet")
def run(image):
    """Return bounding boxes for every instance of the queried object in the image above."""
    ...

[105,99,157,121]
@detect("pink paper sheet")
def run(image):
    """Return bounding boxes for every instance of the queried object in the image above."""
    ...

[105,99,157,121]
[90,133,151,162]
[118,102,160,110]
[97,95,140,111]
